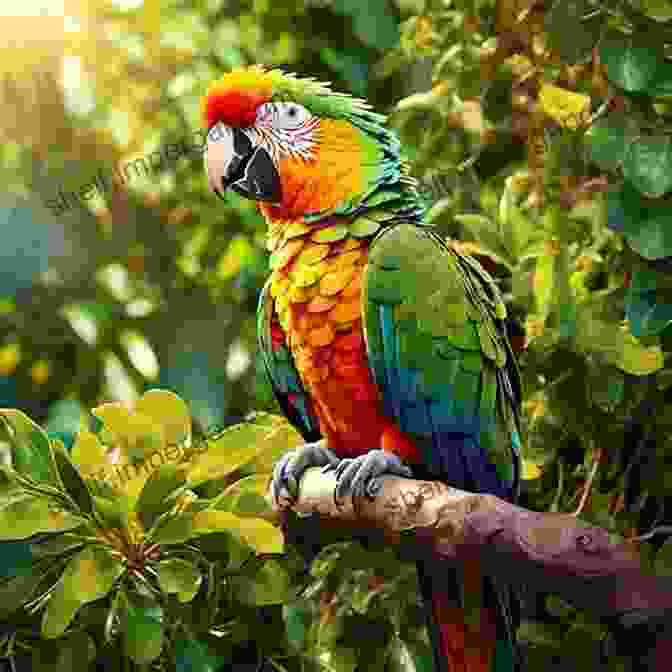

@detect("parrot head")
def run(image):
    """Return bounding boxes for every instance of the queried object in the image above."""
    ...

[202,65,411,221]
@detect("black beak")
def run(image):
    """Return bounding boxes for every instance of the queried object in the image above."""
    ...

[205,123,282,203]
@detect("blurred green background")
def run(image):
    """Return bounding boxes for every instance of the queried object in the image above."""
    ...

[0,0,430,442]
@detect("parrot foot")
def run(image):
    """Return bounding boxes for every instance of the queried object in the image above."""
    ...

[270,439,340,510]
[333,449,412,507]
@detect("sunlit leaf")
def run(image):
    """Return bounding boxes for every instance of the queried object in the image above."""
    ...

[244,413,304,473]
[522,459,543,480]
[539,84,590,130]
[71,429,109,478]
[192,510,283,554]
[134,389,191,449]
[150,512,194,545]
[92,402,165,463]
[187,420,286,487]
[0,494,83,541]
[42,545,123,638]
[533,253,555,319]
[214,473,273,518]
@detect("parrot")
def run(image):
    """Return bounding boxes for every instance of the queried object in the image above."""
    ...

[202,65,523,672]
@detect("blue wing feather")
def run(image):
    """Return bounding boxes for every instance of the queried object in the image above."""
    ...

[257,279,322,442]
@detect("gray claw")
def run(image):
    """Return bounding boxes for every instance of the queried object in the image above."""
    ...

[333,449,413,505]
[270,439,340,509]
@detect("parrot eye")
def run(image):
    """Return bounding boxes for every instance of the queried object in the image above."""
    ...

[276,102,311,129]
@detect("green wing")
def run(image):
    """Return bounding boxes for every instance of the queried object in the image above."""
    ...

[362,223,522,498]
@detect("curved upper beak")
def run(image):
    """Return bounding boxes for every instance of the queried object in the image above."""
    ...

[205,122,282,203]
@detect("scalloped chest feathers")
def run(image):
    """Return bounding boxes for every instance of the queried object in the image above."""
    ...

[266,217,419,461]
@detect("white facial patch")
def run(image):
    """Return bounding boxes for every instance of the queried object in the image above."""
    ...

[251,102,319,163]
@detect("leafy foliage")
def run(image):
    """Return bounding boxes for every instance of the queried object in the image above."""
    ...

[0,391,304,670]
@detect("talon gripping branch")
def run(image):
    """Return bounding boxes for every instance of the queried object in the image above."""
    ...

[202,65,524,672]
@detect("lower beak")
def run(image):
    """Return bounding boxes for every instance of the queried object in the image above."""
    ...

[205,122,282,203]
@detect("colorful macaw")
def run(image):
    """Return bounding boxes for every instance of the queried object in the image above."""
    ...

[202,65,523,672]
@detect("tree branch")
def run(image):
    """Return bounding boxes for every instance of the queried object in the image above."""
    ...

[270,468,672,636]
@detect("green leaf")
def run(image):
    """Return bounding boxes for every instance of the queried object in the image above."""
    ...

[196,531,252,571]
[331,0,399,50]
[0,494,83,540]
[0,563,52,618]
[30,532,85,559]
[533,253,556,319]
[0,409,60,485]
[649,59,672,96]
[454,213,513,267]
[387,637,434,672]
[545,0,604,63]
[586,119,632,171]
[52,442,94,516]
[623,135,672,197]
[134,389,191,448]
[137,463,187,530]
[231,559,291,606]
[283,602,312,650]
[0,539,33,577]
[150,512,195,545]
[157,557,202,602]
[93,494,129,530]
[601,39,660,92]
[243,413,303,473]
[213,474,273,517]
[92,401,165,465]
[42,545,123,638]
[575,309,664,374]
[619,335,664,375]
[606,183,637,233]
[481,66,515,124]
[624,205,672,259]
[187,421,287,487]
[122,598,164,664]
[70,429,108,478]
[192,510,283,554]
[314,645,357,672]
[653,538,672,578]
[626,267,672,336]
[586,363,626,412]
[636,0,672,22]
[174,636,225,672]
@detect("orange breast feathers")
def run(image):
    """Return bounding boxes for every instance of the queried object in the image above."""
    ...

[260,119,369,221]
[268,225,420,463]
